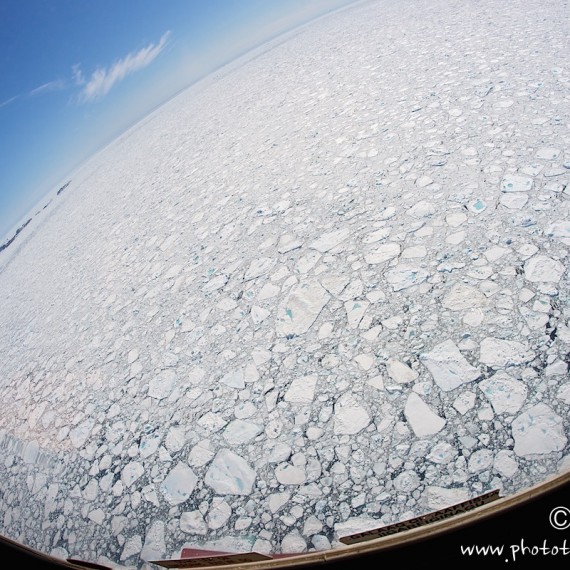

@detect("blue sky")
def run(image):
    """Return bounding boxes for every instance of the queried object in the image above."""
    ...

[0,0,356,240]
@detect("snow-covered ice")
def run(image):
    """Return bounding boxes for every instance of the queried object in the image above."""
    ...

[0,0,569,567]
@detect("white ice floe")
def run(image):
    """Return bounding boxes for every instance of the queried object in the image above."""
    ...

[284,375,318,404]
[222,420,263,445]
[512,404,567,457]
[1,0,570,563]
[385,266,429,291]
[479,337,535,368]
[140,520,166,562]
[220,368,245,389]
[441,283,487,311]
[478,372,528,414]
[148,369,177,400]
[333,393,370,435]
[385,358,418,384]
[204,449,256,495]
[309,228,350,252]
[420,340,480,391]
[524,255,565,282]
[344,300,370,329]
[404,393,446,437]
[244,257,275,281]
[501,174,533,193]
[334,516,380,539]
[364,242,401,264]
[493,450,518,478]
[121,462,144,488]
[160,462,198,505]
[275,463,306,485]
[276,280,330,336]
[421,486,469,510]
[180,510,208,535]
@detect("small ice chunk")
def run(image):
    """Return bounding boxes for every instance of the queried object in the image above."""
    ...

[445,231,466,245]
[268,492,291,513]
[468,449,493,473]
[165,427,186,453]
[545,221,570,241]
[354,353,375,371]
[401,245,427,259]
[484,247,509,262]
[278,234,303,253]
[493,99,513,108]
[453,391,476,415]
[394,470,420,491]
[362,227,391,244]
[251,306,270,325]
[557,383,570,405]
[188,440,215,467]
[208,498,232,529]
[258,283,281,300]
[468,199,486,213]
[202,274,229,293]
[427,442,457,464]
[281,530,307,553]
[304,515,323,536]
[120,535,142,561]
[446,212,467,227]
[416,175,433,187]
[335,517,380,538]
[69,419,94,449]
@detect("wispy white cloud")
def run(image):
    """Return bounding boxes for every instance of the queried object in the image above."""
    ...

[0,95,19,109]
[72,64,85,86]
[79,31,171,103]
[0,82,64,110]
[29,80,66,96]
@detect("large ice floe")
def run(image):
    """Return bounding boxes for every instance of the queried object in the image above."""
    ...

[0,0,569,567]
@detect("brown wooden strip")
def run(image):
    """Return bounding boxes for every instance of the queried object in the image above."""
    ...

[340,489,501,545]
[152,552,272,568]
